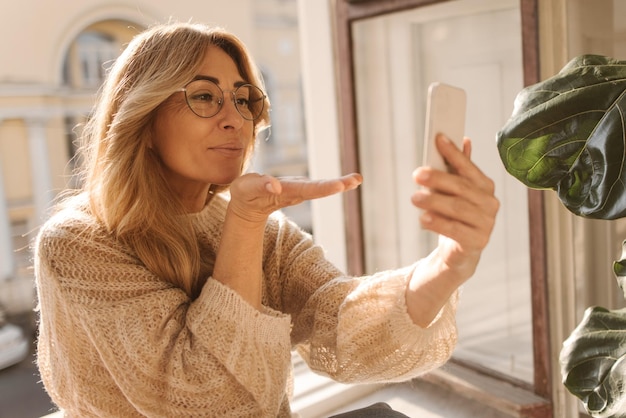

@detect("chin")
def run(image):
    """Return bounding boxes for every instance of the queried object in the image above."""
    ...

[210,174,240,186]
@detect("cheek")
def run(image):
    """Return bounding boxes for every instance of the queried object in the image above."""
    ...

[152,102,193,154]
[242,126,256,163]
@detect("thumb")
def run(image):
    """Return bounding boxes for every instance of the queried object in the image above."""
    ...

[265,176,282,194]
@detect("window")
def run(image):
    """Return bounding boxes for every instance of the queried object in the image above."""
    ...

[63,31,119,88]
[350,0,534,382]
[332,0,551,416]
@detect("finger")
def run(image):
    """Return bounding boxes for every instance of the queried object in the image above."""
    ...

[419,209,492,251]
[232,173,276,197]
[421,181,499,219]
[265,176,282,194]
[412,187,498,232]
[434,136,490,189]
[291,173,362,193]
[280,179,342,200]
[338,173,363,191]
[462,137,471,158]
[278,173,362,200]
[414,163,495,201]
[415,189,497,248]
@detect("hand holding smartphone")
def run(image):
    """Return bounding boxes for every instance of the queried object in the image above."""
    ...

[422,82,467,172]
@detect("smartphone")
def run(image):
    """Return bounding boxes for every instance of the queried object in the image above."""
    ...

[422,82,466,172]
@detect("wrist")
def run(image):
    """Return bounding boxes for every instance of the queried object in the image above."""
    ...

[225,203,269,228]
[406,251,464,327]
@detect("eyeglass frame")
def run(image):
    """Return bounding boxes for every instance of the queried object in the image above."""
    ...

[178,78,267,121]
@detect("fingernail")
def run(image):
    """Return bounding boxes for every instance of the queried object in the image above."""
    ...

[416,168,430,181]
[414,190,426,201]
[265,182,276,193]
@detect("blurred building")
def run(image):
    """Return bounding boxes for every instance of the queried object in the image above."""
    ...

[0,0,309,315]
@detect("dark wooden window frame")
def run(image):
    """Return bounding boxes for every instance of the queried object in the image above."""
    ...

[331,0,551,416]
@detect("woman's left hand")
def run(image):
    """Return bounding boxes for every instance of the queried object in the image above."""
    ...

[407,134,500,327]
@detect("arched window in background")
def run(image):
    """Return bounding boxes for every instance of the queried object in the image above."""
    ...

[60,21,141,185]
[63,31,119,88]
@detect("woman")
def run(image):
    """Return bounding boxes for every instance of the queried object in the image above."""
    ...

[34,22,499,417]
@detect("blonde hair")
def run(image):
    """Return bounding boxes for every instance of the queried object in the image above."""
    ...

[77,22,270,297]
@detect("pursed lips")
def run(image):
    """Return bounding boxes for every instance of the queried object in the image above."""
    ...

[208,142,244,158]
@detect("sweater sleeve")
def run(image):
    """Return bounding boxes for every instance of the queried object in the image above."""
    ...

[264,214,458,384]
[35,212,292,418]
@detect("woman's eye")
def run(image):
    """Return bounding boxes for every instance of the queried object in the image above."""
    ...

[192,92,217,104]
[235,97,250,107]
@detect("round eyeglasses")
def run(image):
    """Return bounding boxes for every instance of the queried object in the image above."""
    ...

[180,79,266,121]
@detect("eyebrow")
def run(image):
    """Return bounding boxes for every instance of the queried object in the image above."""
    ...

[192,75,247,88]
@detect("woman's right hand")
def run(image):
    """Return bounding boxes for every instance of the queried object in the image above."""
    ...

[227,172,363,224]
[214,172,362,310]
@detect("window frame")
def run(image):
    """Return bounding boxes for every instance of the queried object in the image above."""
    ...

[331,0,552,415]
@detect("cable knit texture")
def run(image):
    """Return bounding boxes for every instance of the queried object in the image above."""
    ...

[34,192,458,417]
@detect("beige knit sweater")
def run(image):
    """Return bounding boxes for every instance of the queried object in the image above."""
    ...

[34,192,458,418]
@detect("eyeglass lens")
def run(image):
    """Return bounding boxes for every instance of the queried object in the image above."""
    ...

[183,79,265,121]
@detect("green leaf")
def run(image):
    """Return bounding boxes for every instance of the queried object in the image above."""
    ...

[497,54,626,219]
[614,240,626,299]
[560,244,626,417]
[560,306,626,417]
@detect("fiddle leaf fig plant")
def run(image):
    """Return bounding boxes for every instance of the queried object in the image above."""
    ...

[496,54,626,417]
[497,54,626,219]
[559,242,626,418]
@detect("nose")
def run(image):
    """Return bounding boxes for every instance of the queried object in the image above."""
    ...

[218,93,244,128]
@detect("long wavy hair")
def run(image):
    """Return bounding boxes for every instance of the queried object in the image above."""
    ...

[76,22,270,297]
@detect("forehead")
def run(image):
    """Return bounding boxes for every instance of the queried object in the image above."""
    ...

[196,45,244,86]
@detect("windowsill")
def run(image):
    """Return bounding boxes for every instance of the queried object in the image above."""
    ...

[291,351,382,417]
[421,361,552,417]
